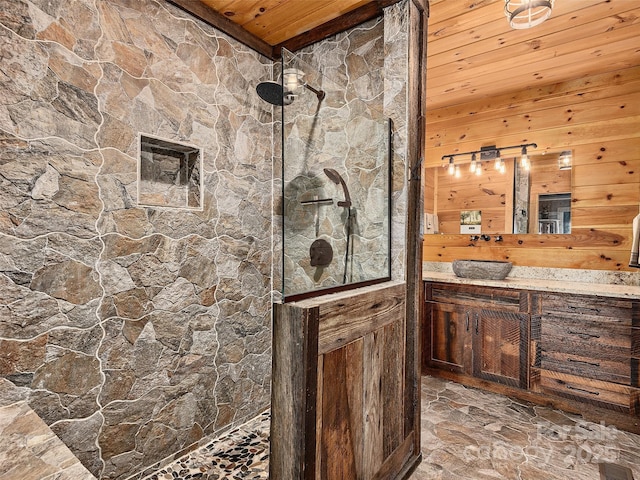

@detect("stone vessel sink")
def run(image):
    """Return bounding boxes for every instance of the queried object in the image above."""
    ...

[452,259,513,280]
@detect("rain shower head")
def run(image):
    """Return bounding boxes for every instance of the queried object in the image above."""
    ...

[256,71,325,106]
[256,81,292,106]
[323,168,351,208]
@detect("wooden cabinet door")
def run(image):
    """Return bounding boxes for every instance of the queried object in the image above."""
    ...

[426,301,471,373]
[472,308,529,388]
[318,315,409,480]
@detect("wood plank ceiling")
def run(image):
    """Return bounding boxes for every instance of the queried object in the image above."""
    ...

[169,0,640,109]
[426,0,640,110]
[167,0,402,58]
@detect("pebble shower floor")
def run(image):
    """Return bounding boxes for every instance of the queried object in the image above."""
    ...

[142,411,270,480]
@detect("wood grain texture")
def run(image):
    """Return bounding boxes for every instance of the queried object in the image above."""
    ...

[426,282,640,423]
[383,318,405,457]
[362,331,383,479]
[425,0,640,109]
[315,283,410,479]
[423,45,639,271]
[317,283,406,354]
[404,1,428,465]
[187,0,404,56]
[473,308,528,388]
[274,281,416,480]
[428,282,524,311]
[425,283,529,388]
[200,0,369,44]
[166,0,274,57]
[535,369,633,413]
[427,302,469,373]
[372,433,416,480]
[270,303,319,480]
[320,343,361,480]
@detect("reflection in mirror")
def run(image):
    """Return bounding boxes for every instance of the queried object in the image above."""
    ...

[425,158,516,234]
[538,193,571,233]
[425,150,572,235]
[514,151,572,234]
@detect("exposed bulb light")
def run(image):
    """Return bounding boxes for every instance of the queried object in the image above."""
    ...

[520,146,530,170]
[558,150,572,170]
[455,165,461,178]
[440,142,536,179]
[505,0,554,29]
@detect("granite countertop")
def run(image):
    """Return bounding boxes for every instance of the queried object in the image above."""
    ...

[423,263,640,299]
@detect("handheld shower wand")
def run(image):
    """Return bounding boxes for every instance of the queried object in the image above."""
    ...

[323,168,351,208]
[323,168,353,283]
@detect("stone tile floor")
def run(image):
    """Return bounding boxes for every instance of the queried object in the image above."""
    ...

[413,376,640,480]
[143,377,640,479]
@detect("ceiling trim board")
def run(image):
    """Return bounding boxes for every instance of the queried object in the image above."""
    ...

[275,0,403,55]
[166,0,276,59]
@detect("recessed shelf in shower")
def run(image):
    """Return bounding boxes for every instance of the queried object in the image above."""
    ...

[138,134,203,210]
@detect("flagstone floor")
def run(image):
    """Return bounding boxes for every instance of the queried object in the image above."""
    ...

[142,376,640,480]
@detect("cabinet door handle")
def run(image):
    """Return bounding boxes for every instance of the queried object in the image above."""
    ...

[465,312,470,332]
[566,384,600,396]
[567,358,600,367]
[568,330,600,340]
[475,314,479,335]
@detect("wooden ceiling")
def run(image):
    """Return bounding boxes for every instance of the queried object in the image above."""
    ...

[168,0,640,109]
[426,0,640,110]
[200,0,370,45]
[167,0,402,58]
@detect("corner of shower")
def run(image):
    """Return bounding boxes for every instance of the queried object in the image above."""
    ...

[260,48,392,302]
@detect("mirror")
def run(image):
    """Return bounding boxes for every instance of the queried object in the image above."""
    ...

[424,150,572,234]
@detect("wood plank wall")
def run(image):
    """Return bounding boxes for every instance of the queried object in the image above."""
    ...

[423,66,640,271]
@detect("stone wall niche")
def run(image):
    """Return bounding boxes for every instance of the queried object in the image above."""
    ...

[138,135,202,209]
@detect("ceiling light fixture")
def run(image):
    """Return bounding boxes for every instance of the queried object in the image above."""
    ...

[505,0,554,29]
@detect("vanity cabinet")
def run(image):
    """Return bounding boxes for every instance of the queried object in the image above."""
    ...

[424,282,529,389]
[423,280,640,429]
[530,292,640,415]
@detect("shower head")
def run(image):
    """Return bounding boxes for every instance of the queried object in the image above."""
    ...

[323,168,351,208]
[256,81,291,106]
[256,80,325,106]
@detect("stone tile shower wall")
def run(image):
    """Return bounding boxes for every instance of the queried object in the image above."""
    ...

[281,3,409,295]
[0,1,273,479]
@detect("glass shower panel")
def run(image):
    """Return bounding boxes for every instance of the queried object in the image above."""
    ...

[281,49,391,300]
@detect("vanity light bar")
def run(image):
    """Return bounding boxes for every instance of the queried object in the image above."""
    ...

[441,143,537,176]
